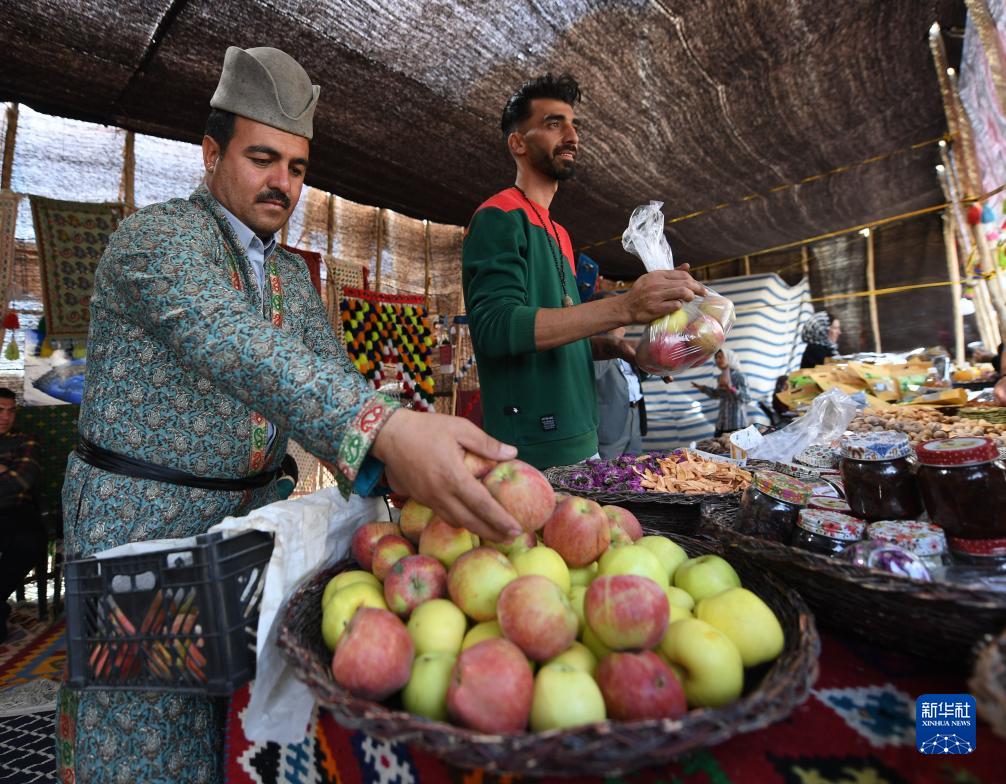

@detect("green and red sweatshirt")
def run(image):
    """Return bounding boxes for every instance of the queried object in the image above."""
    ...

[462,187,597,469]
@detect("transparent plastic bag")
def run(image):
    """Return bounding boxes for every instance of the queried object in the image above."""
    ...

[622,202,735,374]
[748,388,861,464]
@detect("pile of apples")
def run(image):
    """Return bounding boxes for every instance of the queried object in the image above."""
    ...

[320,455,785,734]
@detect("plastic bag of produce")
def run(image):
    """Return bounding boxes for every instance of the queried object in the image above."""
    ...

[749,387,861,464]
[622,201,735,374]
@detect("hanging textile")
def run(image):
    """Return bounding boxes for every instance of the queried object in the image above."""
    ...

[325,257,364,342]
[280,244,323,296]
[340,287,435,411]
[0,192,17,348]
[29,196,124,340]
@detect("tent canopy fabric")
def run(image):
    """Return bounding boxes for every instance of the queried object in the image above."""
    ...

[1,0,964,277]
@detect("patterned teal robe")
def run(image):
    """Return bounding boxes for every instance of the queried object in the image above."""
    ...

[57,185,397,784]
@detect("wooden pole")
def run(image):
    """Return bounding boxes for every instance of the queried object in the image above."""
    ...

[864,229,882,354]
[120,130,135,214]
[929,25,983,196]
[374,207,384,293]
[974,278,999,351]
[801,246,810,279]
[941,211,967,366]
[1,103,18,190]
[973,220,1006,343]
[743,255,751,277]
[423,219,432,309]
[326,193,335,256]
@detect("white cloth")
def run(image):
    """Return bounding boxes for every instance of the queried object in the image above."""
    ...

[617,359,643,403]
[210,488,390,744]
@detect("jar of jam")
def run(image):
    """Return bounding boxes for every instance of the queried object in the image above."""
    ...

[737,470,813,542]
[790,509,866,556]
[819,470,845,497]
[866,520,949,572]
[808,495,856,515]
[840,431,923,522]
[794,444,840,470]
[915,437,1006,566]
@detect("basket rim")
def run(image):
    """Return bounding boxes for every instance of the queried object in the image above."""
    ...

[276,534,820,774]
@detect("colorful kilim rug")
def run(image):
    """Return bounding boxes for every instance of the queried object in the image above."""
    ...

[0,609,66,691]
[0,191,17,347]
[225,629,1005,784]
[339,288,436,411]
[29,196,124,340]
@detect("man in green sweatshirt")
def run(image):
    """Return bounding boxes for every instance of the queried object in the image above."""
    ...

[462,73,705,469]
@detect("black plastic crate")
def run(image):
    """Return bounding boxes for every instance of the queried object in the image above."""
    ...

[65,530,274,695]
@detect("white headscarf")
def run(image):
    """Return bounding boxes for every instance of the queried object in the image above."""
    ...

[719,348,744,373]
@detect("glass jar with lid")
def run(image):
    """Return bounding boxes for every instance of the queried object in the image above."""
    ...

[790,509,865,556]
[794,444,840,471]
[737,470,813,542]
[866,519,949,572]
[808,495,856,515]
[840,431,923,522]
[915,437,1006,566]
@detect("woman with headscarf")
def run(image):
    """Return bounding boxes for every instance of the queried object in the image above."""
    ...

[800,311,842,368]
[692,348,750,437]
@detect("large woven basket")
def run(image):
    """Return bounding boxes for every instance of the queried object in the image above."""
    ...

[700,500,1006,665]
[970,627,1006,740]
[277,534,819,777]
[543,464,741,535]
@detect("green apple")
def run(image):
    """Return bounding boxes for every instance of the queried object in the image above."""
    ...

[322,570,381,610]
[636,536,689,583]
[321,582,387,650]
[569,585,587,635]
[462,620,503,650]
[447,547,518,621]
[659,618,744,708]
[544,640,597,675]
[580,623,613,661]
[530,662,606,731]
[597,544,667,587]
[673,555,741,602]
[510,546,571,594]
[665,586,696,612]
[406,598,467,655]
[696,587,785,667]
[402,651,456,721]
[569,561,598,588]
[655,309,690,334]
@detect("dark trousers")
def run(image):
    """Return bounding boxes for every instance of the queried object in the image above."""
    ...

[0,503,48,605]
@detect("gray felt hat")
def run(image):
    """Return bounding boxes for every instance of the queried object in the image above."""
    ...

[210,47,320,139]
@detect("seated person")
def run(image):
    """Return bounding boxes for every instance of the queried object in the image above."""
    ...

[0,388,46,642]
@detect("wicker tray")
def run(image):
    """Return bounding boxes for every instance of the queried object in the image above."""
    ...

[543,464,741,535]
[700,500,1006,665]
[277,534,819,777]
[970,627,1006,740]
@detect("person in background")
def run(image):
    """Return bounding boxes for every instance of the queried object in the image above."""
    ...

[594,325,647,459]
[692,349,750,437]
[799,311,841,368]
[0,388,45,643]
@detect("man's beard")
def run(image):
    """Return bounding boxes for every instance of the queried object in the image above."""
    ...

[529,146,577,182]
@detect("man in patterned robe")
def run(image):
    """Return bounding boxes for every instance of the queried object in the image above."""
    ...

[56,46,521,784]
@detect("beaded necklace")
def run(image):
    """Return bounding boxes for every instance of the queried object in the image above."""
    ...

[512,185,574,307]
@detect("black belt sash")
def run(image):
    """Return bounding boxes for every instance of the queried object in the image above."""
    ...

[75,436,279,492]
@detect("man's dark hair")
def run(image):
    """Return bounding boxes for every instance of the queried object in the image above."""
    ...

[0,388,15,401]
[204,108,237,154]
[501,73,581,138]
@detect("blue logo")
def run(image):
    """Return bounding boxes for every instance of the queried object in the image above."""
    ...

[916,694,976,754]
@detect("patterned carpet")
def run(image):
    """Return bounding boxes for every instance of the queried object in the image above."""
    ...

[0,605,65,784]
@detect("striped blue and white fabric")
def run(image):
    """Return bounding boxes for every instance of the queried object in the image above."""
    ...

[633,273,813,451]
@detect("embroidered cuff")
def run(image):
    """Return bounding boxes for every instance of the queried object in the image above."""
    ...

[335,393,399,498]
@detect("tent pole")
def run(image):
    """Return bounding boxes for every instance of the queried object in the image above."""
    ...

[865,229,882,353]
[801,246,810,280]
[423,219,432,309]
[743,255,751,277]
[973,218,1006,343]
[941,211,966,366]
[374,207,383,293]
[1,103,18,190]
[120,130,135,214]
[326,193,335,256]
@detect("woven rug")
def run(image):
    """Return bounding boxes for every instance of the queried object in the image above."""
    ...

[0,610,66,691]
[340,287,436,411]
[0,709,56,783]
[29,196,124,340]
[226,629,1005,783]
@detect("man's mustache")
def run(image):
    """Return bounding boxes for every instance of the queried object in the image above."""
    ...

[256,190,291,209]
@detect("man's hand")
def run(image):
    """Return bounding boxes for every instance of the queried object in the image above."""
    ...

[995,375,1006,406]
[618,265,707,325]
[369,409,523,542]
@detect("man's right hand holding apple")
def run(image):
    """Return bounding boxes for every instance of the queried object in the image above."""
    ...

[369,409,524,543]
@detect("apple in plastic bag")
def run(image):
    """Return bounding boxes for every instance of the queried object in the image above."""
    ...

[697,295,734,326]
[683,313,726,361]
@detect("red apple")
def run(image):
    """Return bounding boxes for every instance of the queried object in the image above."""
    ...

[419,517,479,568]
[371,535,416,581]
[603,505,643,542]
[331,607,414,701]
[351,522,401,571]
[497,575,578,661]
[383,554,447,617]
[683,313,725,362]
[463,450,498,479]
[447,547,518,622]
[595,650,686,721]
[399,499,435,544]
[486,529,537,556]
[543,496,611,567]
[482,460,556,533]
[584,574,669,651]
[446,638,534,733]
